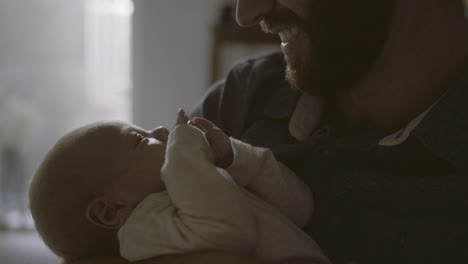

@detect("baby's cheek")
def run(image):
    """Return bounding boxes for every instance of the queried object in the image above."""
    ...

[154,176,166,193]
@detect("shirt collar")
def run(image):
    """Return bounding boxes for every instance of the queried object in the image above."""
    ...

[288,93,325,141]
[287,72,468,171]
[412,71,468,171]
[378,102,435,147]
[288,94,436,144]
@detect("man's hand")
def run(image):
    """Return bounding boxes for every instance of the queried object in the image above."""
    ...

[189,117,233,169]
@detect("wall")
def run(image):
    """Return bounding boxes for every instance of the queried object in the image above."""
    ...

[132,0,225,129]
[0,0,86,184]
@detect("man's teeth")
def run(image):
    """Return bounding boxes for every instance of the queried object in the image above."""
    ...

[278,27,299,43]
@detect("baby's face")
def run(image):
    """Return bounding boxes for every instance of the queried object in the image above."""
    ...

[87,121,170,207]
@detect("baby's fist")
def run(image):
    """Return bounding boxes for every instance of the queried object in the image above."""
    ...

[190,117,233,169]
[175,109,189,126]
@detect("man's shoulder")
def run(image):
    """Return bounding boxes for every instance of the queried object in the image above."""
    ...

[227,52,286,85]
[223,52,298,118]
[233,52,285,71]
[189,52,295,139]
[199,52,288,104]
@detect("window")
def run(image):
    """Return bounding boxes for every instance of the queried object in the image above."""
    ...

[84,0,134,121]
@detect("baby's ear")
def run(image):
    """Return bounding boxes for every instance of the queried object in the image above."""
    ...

[86,198,128,230]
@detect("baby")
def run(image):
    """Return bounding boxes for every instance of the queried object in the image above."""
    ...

[29,110,330,264]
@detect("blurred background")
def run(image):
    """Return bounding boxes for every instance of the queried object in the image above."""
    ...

[0,0,279,263]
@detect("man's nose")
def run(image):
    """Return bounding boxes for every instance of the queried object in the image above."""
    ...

[236,0,275,27]
[150,127,170,142]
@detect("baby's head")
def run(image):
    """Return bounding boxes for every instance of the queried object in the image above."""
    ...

[29,121,169,261]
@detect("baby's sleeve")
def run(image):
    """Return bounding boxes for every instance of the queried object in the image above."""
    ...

[118,125,257,262]
[226,138,314,228]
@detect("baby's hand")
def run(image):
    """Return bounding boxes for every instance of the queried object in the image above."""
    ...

[175,109,189,127]
[190,117,233,169]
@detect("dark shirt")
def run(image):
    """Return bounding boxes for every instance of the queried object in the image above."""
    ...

[189,53,468,264]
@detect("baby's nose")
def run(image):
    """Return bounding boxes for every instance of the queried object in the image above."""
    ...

[150,126,170,142]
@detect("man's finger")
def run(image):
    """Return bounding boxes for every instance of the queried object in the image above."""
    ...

[192,117,217,131]
[204,127,224,141]
[187,120,203,131]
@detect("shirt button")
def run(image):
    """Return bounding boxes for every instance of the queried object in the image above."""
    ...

[399,235,406,248]
[321,148,332,156]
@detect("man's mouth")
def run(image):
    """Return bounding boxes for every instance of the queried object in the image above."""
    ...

[277,26,309,60]
[260,20,311,62]
[278,27,300,44]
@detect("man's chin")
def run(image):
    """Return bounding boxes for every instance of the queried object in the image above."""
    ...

[285,65,299,89]
[285,60,323,95]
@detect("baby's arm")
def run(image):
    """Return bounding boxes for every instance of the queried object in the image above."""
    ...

[191,117,313,228]
[162,123,258,246]
[119,111,257,262]
[227,139,313,228]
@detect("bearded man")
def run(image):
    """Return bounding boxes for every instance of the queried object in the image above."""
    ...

[71,0,468,264]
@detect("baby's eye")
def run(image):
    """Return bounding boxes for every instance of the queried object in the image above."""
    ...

[136,134,146,141]
[131,132,146,147]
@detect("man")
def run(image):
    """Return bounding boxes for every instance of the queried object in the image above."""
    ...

[72,0,468,263]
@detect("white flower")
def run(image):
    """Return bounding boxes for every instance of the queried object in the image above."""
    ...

[0,95,42,149]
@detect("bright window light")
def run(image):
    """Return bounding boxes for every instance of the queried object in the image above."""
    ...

[84,0,133,121]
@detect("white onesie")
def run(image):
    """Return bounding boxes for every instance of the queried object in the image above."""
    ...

[118,125,330,264]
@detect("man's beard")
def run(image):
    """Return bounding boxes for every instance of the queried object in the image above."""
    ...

[262,0,395,95]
